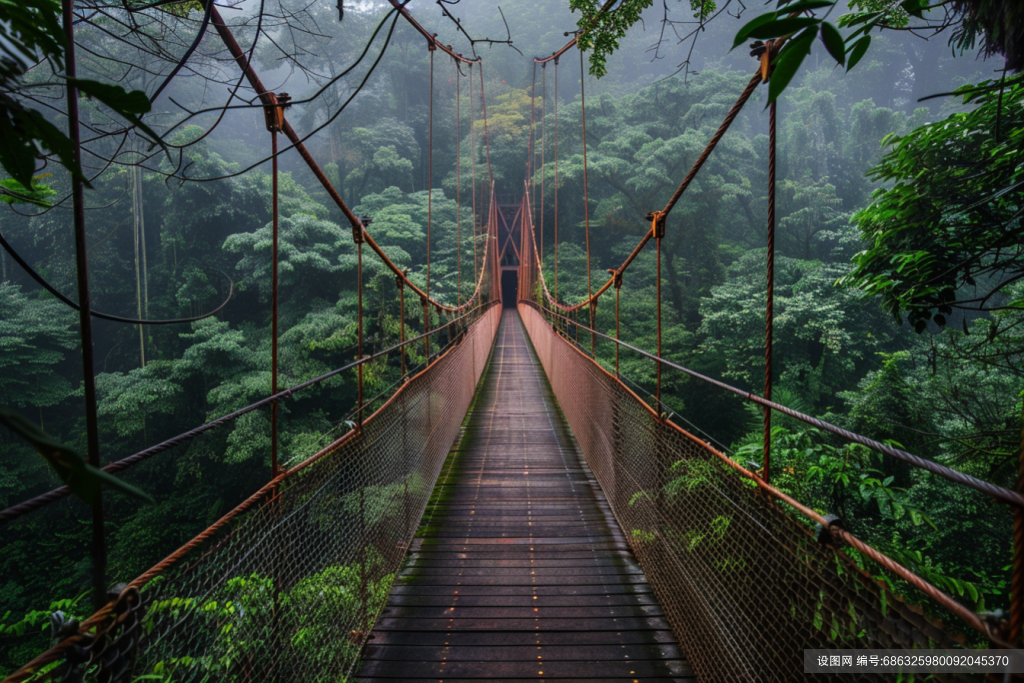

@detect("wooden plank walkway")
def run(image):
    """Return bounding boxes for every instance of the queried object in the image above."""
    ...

[356,309,694,682]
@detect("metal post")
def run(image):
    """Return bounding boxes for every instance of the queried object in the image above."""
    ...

[426,46,434,306]
[270,110,280,477]
[553,57,559,304]
[456,67,462,308]
[764,99,777,482]
[612,270,622,377]
[580,47,594,354]
[650,212,665,413]
[63,0,107,610]
[357,239,364,428]
[540,63,546,269]
[423,296,430,364]
[397,275,406,379]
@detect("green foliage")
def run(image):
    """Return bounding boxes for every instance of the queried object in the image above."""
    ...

[96,363,184,439]
[140,553,394,681]
[0,0,162,186]
[573,0,717,77]
[840,76,1024,331]
[0,176,56,206]
[0,407,152,505]
[699,252,893,407]
[0,283,77,408]
[0,593,88,672]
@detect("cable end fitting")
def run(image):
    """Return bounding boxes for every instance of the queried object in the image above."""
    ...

[814,515,846,546]
[263,92,285,133]
[648,211,666,239]
[354,215,372,244]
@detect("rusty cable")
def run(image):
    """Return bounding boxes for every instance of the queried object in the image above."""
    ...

[522,300,1024,509]
[518,302,999,641]
[427,46,434,305]
[270,122,280,476]
[206,2,487,315]
[655,214,663,410]
[470,63,478,287]
[0,309,484,526]
[553,56,559,304]
[478,63,493,187]
[385,0,480,64]
[357,239,364,428]
[764,99,777,483]
[540,63,546,268]
[456,62,462,307]
[529,61,538,237]
[529,69,763,315]
[580,46,594,353]
[0,230,235,325]
[397,275,407,380]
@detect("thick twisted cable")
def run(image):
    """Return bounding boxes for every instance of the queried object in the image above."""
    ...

[0,230,234,325]
[516,297,994,639]
[385,0,481,64]
[207,1,491,315]
[523,300,1024,510]
[530,69,763,314]
[0,307,483,526]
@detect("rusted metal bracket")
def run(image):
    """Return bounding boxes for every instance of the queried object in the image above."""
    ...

[354,215,371,244]
[646,211,666,239]
[814,515,846,546]
[263,92,290,133]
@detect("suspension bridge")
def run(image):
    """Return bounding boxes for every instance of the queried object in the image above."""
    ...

[2,2,1022,682]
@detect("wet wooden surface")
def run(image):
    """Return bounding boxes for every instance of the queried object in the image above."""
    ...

[356,309,693,682]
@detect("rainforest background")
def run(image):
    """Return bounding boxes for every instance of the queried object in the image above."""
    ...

[1,0,1021,672]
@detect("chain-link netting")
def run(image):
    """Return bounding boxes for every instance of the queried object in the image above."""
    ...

[519,302,981,682]
[8,304,500,683]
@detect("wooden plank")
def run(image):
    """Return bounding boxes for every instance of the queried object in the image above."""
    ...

[355,311,688,683]
[363,643,686,662]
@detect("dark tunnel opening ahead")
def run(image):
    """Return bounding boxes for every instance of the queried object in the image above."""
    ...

[501,270,518,308]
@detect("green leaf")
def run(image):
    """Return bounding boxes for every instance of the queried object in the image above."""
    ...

[68,79,166,154]
[733,11,779,48]
[901,0,928,19]
[747,16,820,41]
[0,104,81,187]
[819,21,845,66]
[0,407,153,505]
[767,28,816,104]
[846,35,871,71]
[69,79,151,116]
[0,177,56,206]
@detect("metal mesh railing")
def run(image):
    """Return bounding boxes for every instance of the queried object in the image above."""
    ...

[519,302,978,682]
[8,304,500,683]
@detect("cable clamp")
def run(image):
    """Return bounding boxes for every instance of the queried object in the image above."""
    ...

[814,515,846,546]
[263,92,290,133]
[609,268,623,290]
[647,211,666,239]
[353,215,371,244]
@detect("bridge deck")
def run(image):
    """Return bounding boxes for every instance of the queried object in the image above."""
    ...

[356,310,693,682]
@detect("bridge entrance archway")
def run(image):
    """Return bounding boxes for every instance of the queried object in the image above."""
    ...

[500,267,518,308]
